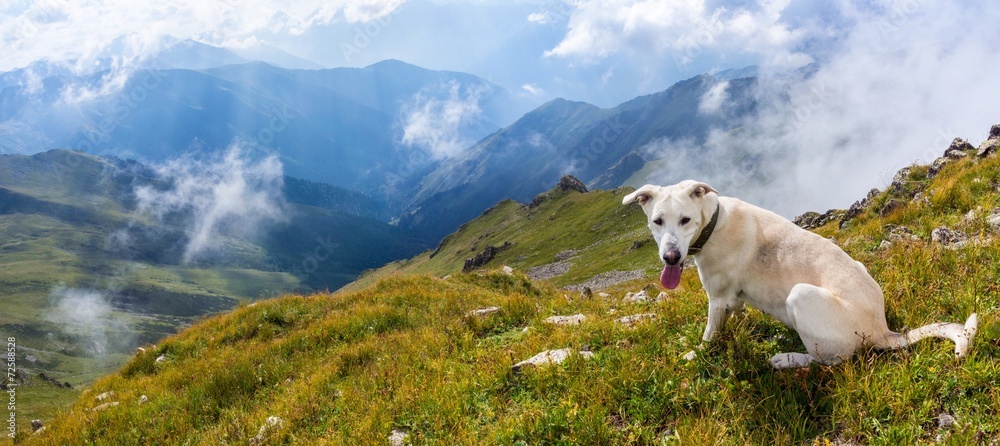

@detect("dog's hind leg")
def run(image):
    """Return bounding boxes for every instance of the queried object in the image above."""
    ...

[770,283,859,369]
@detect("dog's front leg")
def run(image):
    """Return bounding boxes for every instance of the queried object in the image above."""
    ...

[683,296,740,361]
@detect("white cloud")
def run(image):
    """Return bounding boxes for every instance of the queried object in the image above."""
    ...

[697,80,728,115]
[521,83,545,96]
[0,0,408,72]
[544,0,815,70]
[134,144,288,263]
[401,81,489,159]
[46,286,128,356]
[636,1,1000,217]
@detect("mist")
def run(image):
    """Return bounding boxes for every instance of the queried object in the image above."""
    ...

[46,286,132,358]
[638,1,1000,218]
[133,144,288,263]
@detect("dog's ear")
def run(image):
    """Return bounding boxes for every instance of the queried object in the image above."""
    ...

[687,182,718,199]
[622,185,659,206]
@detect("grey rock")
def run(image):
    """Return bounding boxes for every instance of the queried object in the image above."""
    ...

[979,138,1000,158]
[879,199,904,217]
[249,416,284,446]
[944,138,974,159]
[937,412,956,430]
[468,306,501,317]
[931,227,968,246]
[616,313,658,327]
[988,208,1000,231]
[623,290,650,303]
[388,429,410,446]
[91,402,119,412]
[95,391,115,402]
[512,348,594,371]
[544,314,586,326]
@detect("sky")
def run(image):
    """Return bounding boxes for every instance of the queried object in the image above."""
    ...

[2,0,1000,214]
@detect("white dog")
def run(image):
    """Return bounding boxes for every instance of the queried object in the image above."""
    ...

[622,180,978,369]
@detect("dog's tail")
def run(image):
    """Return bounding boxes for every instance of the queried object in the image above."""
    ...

[875,313,978,357]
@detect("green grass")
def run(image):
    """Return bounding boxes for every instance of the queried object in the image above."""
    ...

[22,151,1000,445]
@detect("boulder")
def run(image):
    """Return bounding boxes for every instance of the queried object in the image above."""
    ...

[512,348,594,371]
[931,227,968,247]
[979,137,1000,158]
[623,290,649,303]
[879,199,905,217]
[462,242,513,272]
[580,287,593,300]
[944,138,974,159]
[543,314,586,326]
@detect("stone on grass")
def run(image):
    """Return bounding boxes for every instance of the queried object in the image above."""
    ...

[91,402,119,412]
[95,391,115,402]
[623,290,649,303]
[543,314,586,326]
[937,412,956,430]
[139,395,149,405]
[501,265,514,275]
[931,227,968,247]
[467,306,501,317]
[388,429,409,446]
[512,348,594,372]
[616,313,657,328]
[249,416,284,446]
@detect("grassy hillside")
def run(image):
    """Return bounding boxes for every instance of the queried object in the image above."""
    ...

[23,142,1000,444]
[0,150,426,423]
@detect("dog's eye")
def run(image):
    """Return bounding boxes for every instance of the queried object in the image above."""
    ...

[653,217,663,226]
[680,217,691,226]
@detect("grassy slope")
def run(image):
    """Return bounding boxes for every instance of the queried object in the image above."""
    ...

[25,152,1000,445]
[344,186,661,292]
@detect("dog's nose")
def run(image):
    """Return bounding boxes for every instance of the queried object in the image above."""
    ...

[663,248,682,266]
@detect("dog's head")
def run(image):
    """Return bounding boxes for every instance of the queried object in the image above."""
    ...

[622,180,719,289]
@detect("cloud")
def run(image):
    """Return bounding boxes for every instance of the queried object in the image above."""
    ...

[697,80,728,115]
[521,83,545,96]
[400,81,489,159]
[134,144,288,263]
[544,0,816,69]
[635,1,1000,218]
[46,286,129,357]
[0,0,408,72]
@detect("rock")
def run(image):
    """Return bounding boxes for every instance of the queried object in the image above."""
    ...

[580,287,593,300]
[543,314,586,326]
[139,395,149,405]
[793,211,821,228]
[502,265,514,275]
[462,242,513,273]
[878,240,892,250]
[884,224,917,242]
[616,313,657,328]
[984,138,1000,158]
[890,166,911,195]
[32,426,46,436]
[249,416,284,446]
[388,429,410,446]
[931,227,968,247]
[840,190,878,229]
[944,138,974,159]
[629,239,648,251]
[555,175,588,194]
[598,292,610,298]
[31,420,43,432]
[155,355,167,363]
[987,208,1000,231]
[136,347,146,353]
[623,290,649,303]
[879,199,904,217]
[655,292,668,301]
[91,402,119,412]
[468,306,501,317]
[95,391,116,402]
[937,412,956,430]
[512,348,594,371]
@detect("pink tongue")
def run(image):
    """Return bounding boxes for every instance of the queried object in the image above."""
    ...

[660,265,682,290]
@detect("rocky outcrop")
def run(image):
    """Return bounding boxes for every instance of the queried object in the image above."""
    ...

[462,242,512,272]
[944,138,974,159]
[794,209,845,229]
[931,227,968,247]
[529,175,588,208]
[977,124,1000,158]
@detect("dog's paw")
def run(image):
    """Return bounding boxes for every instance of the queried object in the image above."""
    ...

[769,352,813,369]
[682,350,697,361]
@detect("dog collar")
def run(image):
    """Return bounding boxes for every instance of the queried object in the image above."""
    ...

[688,204,720,255]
